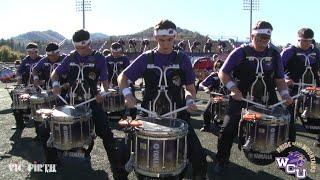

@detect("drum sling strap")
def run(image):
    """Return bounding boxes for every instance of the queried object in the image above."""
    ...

[145,49,182,117]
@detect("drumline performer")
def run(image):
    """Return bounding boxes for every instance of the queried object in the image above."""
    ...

[32,42,70,162]
[118,19,207,179]
[215,21,293,174]
[12,43,42,131]
[106,42,137,120]
[281,28,320,146]
[51,29,128,179]
[199,59,227,132]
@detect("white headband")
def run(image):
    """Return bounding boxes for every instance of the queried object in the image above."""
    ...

[46,49,60,55]
[111,48,122,52]
[298,37,313,41]
[154,28,177,36]
[73,39,91,47]
[26,48,38,52]
[252,29,272,36]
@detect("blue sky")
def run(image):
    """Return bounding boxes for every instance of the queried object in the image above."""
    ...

[0,0,319,46]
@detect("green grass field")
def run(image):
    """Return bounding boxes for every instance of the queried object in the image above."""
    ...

[0,83,319,180]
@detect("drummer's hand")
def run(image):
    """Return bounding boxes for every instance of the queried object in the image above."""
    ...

[52,86,61,95]
[283,94,293,106]
[95,93,103,104]
[230,86,243,101]
[285,79,294,86]
[125,94,136,108]
[186,99,197,113]
[61,83,70,90]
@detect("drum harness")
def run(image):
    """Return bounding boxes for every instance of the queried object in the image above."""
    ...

[146,64,180,118]
[69,63,93,106]
[43,62,60,90]
[239,55,273,151]
[295,52,317,92]
[108,61,123,88]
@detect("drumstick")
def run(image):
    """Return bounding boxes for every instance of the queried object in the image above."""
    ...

[269,94,301,109]
[241,98,267,109]
[74,91,111,108]
[134,105,158,117]
[293,82,315,87]
[38,85,69,105]
[161,100,203,118]
[210,92,224,96]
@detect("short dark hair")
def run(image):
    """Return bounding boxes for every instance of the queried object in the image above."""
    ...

[46,42,59,52]
[102,49,110,56]
[26,42,38,50]
[72,29,90,42]
[111,42,122,50]
[154,19,176,30]
[298,28,314,39]
[253,21,273,31]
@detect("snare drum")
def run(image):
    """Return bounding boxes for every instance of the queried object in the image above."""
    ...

[133,117,188,178]
[211,96,228,125]
[30,91,57,121]
[239,106,290,165]
[298,86,320,134]
[11,86,35,110]
[50,105,94,151]
[102,88,125,113]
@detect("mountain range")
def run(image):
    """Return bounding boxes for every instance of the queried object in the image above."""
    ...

[11,27,208,43]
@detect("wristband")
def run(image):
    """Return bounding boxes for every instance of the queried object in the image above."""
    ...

[52,81,60,88]
[122,87,132,96]
[225,81,236,90]
[280,89,289,97]
[186,98,195,105]
[33,75,39,80]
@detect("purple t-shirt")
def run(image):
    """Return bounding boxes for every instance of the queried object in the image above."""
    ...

[221,44,284,79]
[33,54,65,72]
[281,46,320,69]
[55,51,107,81]
[201,72,220,89]
[123,50,195,85]
[18,55,42,74]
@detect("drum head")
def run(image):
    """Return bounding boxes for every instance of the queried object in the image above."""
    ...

[52,105,90,119]
[242,106,290,122]
[36,108,53,115]
[137,117,188,137]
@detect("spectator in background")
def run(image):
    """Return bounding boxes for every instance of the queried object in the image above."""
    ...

[204,39,213,53]
[128,38,137,53]
[191,41,201,53]
[140,38,150,52]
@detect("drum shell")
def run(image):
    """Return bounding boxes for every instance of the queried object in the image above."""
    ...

[133,117,188,177]
[241,106,290,153]
[50,106,93,151]
[244,119,289,153]
[299,91,320,119]
[102,90,125,113]
[11,86,35,110]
